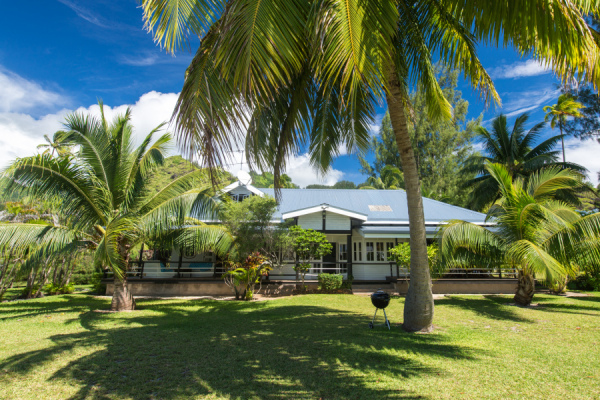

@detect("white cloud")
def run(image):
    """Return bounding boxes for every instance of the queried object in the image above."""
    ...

[0,69,344,187]
[564,138,600,185]
[220,150,344,188]
[0,68,67,114]
[57,0,108,28]
[491,60,551,80]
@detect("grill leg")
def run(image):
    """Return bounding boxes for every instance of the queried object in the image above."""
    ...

[383,308,390,330]
[369,308,378,328]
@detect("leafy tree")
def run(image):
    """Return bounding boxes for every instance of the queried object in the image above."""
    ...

[220,195,294,268]
[141,0,600,332]
[388,242,442,277]
[290,226,332,291]
[249,171,299,188]
[462,113,587,211]
[0,104,233,310]
[440,163,600,306]
[359,68,478,204]
[306,181,357,189]
[146,156,234,196]
[544,94,585,162]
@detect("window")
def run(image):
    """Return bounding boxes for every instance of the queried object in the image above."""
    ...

[353,242,362,261]
[376,242,385,261]
[386,242,395,260]
[366,242,374,261]
[339,243,348,261]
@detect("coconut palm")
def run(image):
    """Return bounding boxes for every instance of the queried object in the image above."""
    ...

[440,163,600,306]
[0,104,233,310]
[37,132,72,157]
[360,166,404,190]
[141,0,600,331]
[544,94,585,162]
[463,113,587,211]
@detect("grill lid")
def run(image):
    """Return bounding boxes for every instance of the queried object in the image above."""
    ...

[371,289,391,309]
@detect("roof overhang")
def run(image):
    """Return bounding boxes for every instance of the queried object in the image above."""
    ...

[282,203,368,221]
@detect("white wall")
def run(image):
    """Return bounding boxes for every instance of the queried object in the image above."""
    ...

[325,211,350,230]
[298,213,322,230]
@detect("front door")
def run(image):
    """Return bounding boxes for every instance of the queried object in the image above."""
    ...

[322,242,337,273]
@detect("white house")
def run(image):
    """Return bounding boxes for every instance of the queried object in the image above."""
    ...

[137,177,493,283]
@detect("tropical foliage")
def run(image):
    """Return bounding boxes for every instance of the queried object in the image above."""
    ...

[440,163,600,306]
[359,68,479,204]
[0,104,233,310]
[222,252,271,300]
[463,113,587,211]
[544,94,585,162]
[290,226,332,290]
[561,83,600,143]
[359,166,404,190]
[220,195,294,267]
[249,171,298,189]
[141,0,600,332]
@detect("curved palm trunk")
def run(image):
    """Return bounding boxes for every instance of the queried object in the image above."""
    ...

[111,277,136,311]
[559,121,566,163]
[514,270,535,306]
[386,68,434,332]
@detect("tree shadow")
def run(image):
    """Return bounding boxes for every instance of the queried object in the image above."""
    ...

[0,295,108,322]
[0,299,483,399]
[434,296,534,323]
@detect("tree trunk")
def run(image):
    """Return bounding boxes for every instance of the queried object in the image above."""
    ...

[514,270,535,306]
[111,277,136,311]
[559,121,566,163]
[386,67,434,332]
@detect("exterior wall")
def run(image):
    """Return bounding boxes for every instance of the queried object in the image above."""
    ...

[298,213,322,230]
[142,247,216,279]
[325,212,350,230]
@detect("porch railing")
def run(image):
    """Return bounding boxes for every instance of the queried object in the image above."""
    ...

[388,262,517,280]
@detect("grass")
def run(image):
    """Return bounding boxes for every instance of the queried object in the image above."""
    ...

[0,293,599,399]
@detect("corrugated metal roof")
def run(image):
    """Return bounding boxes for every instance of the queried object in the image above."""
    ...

[259,188,486,224]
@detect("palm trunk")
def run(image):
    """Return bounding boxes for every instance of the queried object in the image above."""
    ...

[111,277,136,311]
[559,121,566,163]
[514,270,535,306]
[386,67,434,332]
[111,242,136,311]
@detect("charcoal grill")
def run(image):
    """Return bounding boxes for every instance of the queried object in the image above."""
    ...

[369,289,391,330]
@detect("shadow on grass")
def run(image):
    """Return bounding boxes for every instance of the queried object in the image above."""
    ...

[0,298,483,400]
[434,295,534,323]
[0,295,109,321]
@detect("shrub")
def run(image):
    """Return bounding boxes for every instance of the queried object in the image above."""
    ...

[318,273,343,290]
[341,275,354,290]
[567,273,600,291]
[43,283,75,295]
[90,272,107,295]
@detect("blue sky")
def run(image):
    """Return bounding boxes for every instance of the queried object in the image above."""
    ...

[1,0,599,187]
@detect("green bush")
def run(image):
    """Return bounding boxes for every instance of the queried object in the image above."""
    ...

[341,274,354,290]
[90,272,106,295]
[318,273,343,290]
[43,283,75,295]
[567,273,600,291]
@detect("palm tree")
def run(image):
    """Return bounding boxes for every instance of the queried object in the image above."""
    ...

[37,132,72,157]
[463,113,587,211]
[360,166,404,190]
[440,163,600,306]
[0,104,233,310]
[141,0,600,331]
[544,94,585,162]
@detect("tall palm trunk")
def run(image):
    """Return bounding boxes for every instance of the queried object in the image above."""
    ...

[559,120,566,163]
[111,277,136,311]
[111,242,136,311]
[386,68,434,332]
[514,270,535,306]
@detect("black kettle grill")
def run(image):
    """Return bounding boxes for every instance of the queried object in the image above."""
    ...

[369,289,391,330]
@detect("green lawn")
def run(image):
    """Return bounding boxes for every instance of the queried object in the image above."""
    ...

[0,293,599,400]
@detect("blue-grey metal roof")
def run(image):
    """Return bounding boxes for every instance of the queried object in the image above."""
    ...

[259,188,487,224]
[358,225,439,235]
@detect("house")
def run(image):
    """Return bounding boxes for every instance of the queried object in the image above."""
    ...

[136,177,493,282]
